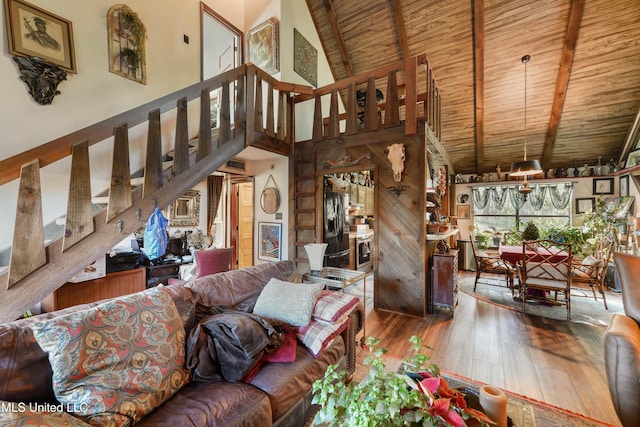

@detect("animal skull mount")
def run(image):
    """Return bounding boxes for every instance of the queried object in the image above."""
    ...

[387,143,406,182]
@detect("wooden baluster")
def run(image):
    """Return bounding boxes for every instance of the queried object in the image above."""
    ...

[220,80,231,145]
[277,91,286,141]
[143,109,163,197]
[312,94,323,141]
[266,81,275,136]
[344,82,358,135]
[327,89,339,138]
[197,88,212,161]
[404,56,417,136]
[363,77,379,132]
[63,141,94,252]
[107,124,133,222]
[234,74,246,138]
[173,97,189,175]
[7,160,46,289]
[384,70,400,128]
[255,77,264,133]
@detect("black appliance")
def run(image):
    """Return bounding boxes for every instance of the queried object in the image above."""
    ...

[323,191,350,268]
[356,237,372,271]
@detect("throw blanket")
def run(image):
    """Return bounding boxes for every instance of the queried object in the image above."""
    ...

[186,308,283,382]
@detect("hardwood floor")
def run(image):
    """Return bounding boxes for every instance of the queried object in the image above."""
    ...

[350,271,621,426]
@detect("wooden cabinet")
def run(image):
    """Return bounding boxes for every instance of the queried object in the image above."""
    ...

[42,268,146,312]
[431,249,459,317]
[351,184,374,216]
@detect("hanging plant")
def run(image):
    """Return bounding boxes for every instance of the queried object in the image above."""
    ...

[119,47,141,71]
[118,7,146,47]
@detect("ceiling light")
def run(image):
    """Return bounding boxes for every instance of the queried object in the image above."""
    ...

[510,55,542,178]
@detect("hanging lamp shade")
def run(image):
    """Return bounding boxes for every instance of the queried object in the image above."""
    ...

[510,159,543,177]
[509,54,542,178]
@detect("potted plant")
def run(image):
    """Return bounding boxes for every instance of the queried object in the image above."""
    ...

[521,221,540,241]
[312,336,494,426]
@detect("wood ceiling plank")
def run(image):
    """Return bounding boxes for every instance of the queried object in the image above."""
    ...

[322,0,353,76]
[389,0,409,59]
[473,0,485,174]
[541,0,585,171]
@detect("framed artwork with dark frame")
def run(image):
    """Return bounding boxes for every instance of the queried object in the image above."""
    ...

[593,177,614,195]
[258,222,282,261]
[576,197,596,214]
[620,174,630,197]
[4,0,76,72]
[246,17,279,75]
[293,28,317,87]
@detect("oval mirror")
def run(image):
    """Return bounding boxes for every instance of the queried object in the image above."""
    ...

[261,187,280,214]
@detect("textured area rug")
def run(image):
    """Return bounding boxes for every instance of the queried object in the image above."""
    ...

[351,351,617,427]
[458,272,624,326]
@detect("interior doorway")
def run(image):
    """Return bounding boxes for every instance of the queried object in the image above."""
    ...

[231,179,254,269]
[201,3,242,80]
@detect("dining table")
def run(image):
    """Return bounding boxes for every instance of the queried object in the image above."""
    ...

[499,245,569,266]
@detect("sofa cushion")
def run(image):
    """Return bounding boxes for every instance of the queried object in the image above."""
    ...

[312,291,360,323]
[194,247,235,278]
[253,279,324,327]
[186,260,297,314]
[30,287,190,426]
[0,303,95,403]
[296,316,352,357]
[250,335,346,421]
[136,380,273,427]
[0,402,92,426]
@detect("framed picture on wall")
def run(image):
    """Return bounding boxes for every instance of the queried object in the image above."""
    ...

[575,197,596,214]
[593,177,614,195]
[4,0,76,72]
[456,204,470,219]
[258,222,281,261]
[620,174,630,197]
[246,17,279,75]
[293,28,317,87]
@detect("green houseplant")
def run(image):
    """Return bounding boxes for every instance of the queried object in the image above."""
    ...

[521,221,540,241]
[312,336,493,426]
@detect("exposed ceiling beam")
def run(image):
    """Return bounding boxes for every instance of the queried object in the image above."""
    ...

[472,0,485,173]
[618,105,640,165]
[541,0,585,171]
[389,0,410,59]
[321,0,354,76]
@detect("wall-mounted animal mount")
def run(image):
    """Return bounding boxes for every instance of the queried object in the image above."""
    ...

[386,143,405,182]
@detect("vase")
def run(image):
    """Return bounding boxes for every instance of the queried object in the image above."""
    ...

[304,243,328,276]
[479,385,507,427]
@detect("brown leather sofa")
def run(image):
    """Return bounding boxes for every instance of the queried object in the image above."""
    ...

[0,261,363,427]
[604,253,640,427]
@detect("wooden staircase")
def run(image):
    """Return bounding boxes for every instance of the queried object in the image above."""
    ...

[0,63,310,323]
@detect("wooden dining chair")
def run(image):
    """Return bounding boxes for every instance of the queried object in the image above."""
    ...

[571,238,613,309]
[470,237,514,293]
[520,240,573,320]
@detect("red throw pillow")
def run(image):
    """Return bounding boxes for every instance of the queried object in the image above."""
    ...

[263,329,297,363]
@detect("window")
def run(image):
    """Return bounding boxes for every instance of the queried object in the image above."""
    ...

[472,183,573,235]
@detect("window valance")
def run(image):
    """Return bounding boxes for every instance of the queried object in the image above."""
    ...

[471,183,573,211]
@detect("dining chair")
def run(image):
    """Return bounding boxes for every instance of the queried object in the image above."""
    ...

[571,238,613,309]
[520,240,572,320]
[470,237,514,293]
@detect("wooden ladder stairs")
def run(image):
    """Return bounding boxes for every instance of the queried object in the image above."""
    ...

[294,151,318,266]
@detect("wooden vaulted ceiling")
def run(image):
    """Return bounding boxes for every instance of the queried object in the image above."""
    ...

[305,0,640,175]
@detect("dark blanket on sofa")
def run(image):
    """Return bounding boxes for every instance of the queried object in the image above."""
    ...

[186,308,283,382]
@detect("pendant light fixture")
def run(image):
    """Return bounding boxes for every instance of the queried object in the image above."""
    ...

[510,55,542,180]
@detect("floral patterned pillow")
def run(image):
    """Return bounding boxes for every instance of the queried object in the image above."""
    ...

[0,403,92,426]
[30,287,190,427]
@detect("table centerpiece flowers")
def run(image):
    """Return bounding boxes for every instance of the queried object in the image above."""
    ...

[312,336,495,426]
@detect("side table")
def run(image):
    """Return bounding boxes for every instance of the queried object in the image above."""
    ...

[303,267,368,345]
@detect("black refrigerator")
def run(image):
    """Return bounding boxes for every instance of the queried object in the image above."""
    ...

[323,191,350,268]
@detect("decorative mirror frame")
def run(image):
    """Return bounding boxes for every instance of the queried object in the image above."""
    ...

[107,4,147,84]
[167,190,200,226]
[260,175,281,214]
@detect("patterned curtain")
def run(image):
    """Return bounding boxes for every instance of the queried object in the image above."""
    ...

[207,175,224,235]
[491,186,509,209]
[527,185,547,210]
[472,187,490,210]
[549,183,573,210]
[508,187,526,210]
